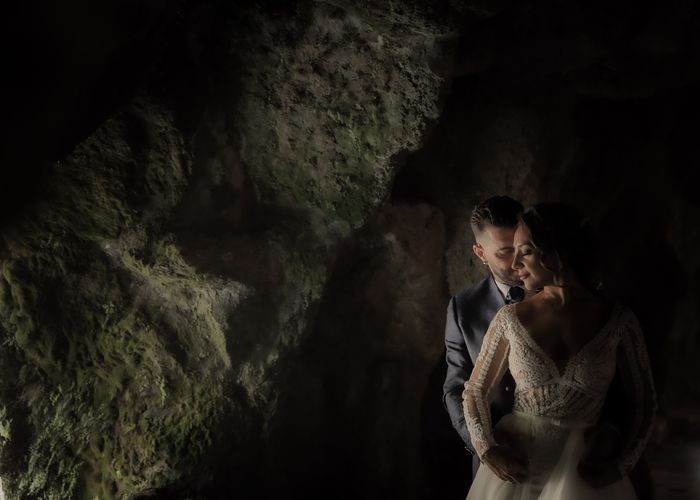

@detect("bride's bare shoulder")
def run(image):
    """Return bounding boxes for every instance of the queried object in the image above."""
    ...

[512,294,542,326]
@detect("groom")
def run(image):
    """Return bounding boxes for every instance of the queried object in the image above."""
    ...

[442,195,651,496]
[442,195,524,480]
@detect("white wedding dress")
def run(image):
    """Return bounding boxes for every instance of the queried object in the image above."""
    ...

[463,304,657,500]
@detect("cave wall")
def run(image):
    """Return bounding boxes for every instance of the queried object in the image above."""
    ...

[0,1,452,498]
[2,1,700,499]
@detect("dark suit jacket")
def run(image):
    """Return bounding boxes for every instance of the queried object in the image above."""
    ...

[442,276,515,476]
[442,276,637,484]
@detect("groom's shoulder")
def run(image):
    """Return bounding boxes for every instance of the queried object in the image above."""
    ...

[453,276,493,311]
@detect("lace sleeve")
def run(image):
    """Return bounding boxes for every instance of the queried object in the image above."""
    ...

[462,306,511,459]
[616,309,658,476]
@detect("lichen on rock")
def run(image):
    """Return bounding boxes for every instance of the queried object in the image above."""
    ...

[0,99,247,499]
[231,1,445,228]
[0,0,451,496]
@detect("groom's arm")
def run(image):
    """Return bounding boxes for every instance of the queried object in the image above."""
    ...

[598,369,628,440]
[442,296,476,455]
[578,366,629,487]
[579,370,627,467]
[580,313,656,488]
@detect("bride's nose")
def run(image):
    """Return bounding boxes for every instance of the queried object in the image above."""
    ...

[511,255,523,270]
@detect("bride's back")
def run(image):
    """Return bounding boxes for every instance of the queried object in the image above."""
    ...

[514,294,614,373]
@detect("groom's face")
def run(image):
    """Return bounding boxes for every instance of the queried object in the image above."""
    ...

[472,224,522,287]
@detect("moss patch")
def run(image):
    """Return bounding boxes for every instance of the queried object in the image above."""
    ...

[230,1,444,228]
[0,100,245,499]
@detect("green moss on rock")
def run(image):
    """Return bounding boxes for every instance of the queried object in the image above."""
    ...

[0,100,246,499]
[0,2,452,497]
[231,1,444,228]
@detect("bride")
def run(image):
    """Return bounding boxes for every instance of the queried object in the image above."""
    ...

[463,203,657,500]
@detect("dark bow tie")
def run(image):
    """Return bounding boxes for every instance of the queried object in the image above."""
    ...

[505,286,524,304]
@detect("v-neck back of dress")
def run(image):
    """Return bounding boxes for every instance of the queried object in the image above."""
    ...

[498,304,625,425]
[509,304,621,380]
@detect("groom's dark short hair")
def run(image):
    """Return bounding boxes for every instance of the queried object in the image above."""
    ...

[470,196,523,233]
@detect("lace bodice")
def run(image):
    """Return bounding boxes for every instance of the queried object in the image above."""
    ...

[462,303,657,475]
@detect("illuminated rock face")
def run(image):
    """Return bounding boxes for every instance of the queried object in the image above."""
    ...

[0,100,245,499]
[0,2,448,498]
[2,1,700,499]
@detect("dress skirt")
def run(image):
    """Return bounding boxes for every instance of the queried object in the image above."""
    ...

[466,412,638,500]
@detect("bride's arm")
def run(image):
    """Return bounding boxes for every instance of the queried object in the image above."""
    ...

[462,306,511,460]
[615,309,658,476]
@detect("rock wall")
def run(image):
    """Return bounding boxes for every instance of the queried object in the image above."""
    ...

[0,1,450,498]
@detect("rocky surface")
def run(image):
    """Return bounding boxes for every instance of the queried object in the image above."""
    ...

[0,99,245,497]
[0,1,449,498]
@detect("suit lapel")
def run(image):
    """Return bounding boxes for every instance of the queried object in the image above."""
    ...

[476,276,506,340]
[460,276,508,362]
[487,276,507,309]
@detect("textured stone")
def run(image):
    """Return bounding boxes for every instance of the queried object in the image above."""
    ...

[231,1,444,228]
[0,100,247,498]
[0,1,449,497]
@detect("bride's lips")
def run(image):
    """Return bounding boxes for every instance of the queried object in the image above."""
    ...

[517,272,530,281]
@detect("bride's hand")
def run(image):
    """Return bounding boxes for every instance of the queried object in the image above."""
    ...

[482,445,528,483]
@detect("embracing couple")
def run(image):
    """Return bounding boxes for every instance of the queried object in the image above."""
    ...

[443,196,657,500]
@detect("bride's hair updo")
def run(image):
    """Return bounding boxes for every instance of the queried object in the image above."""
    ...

[518,203,602,292]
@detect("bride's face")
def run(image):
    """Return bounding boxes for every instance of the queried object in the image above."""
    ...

[511,223,556,290]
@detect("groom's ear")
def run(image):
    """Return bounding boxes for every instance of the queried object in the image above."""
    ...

[473,243,485,262]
